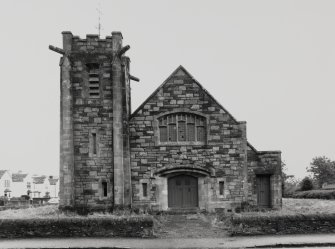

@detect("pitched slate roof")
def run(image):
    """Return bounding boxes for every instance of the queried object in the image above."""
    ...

[0,170,7,179]
[322,184,335,189]
[32,175,47,184]
[48,178,59,185]
[12,173,28,182]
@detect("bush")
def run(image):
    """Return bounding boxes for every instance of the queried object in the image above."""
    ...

[292,189,335,199]
[0,217,154,238]
[231,213,335,236]
[300,177,314,191]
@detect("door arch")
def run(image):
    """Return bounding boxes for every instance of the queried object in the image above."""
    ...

[168,174,198,208]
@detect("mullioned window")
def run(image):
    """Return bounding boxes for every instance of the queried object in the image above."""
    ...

[158,113,206,144]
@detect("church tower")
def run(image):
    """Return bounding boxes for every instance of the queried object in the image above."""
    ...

[50,32,137,210]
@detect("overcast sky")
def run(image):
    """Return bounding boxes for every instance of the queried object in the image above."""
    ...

[0,0,334,178]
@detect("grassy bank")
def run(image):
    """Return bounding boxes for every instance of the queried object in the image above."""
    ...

[0,204,148,219]
[0,205,154,238]
[238,198,335,217]
[291,189,335,199]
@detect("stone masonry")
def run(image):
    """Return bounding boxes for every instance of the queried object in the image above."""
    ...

[52,31,282,212]
[129,66,281,211]
[54,32,132,210]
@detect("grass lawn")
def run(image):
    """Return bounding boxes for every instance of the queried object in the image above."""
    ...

[0,204,147,219]
[282,198,335,214]
[1,198,335,219]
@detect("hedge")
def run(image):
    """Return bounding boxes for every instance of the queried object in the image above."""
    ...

[292,189,335,199]
[230,213,335,236]
[0,216,154,238]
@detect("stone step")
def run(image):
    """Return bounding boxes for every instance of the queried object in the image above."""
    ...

[163,208,203,214]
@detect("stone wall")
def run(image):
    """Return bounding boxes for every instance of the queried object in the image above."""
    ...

[129,66,248,211]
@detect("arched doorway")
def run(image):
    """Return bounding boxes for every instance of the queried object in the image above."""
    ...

[168,175,198,208]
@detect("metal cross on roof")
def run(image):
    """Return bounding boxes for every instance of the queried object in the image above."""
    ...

[95,2,103,37]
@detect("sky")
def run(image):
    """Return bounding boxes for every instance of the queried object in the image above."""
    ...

[0,0,334,179]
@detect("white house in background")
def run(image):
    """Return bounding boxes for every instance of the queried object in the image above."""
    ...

[32,175,48,198]
[47,176,59,198]
[11,172,32,197]
[0,170,12,198]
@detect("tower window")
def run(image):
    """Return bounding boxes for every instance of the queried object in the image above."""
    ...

[158,113,206,143]
[102,181,108,197]
[142,183,148,197]
[92,133,97,155]
[87,63,100,98]
[219,181,224,195]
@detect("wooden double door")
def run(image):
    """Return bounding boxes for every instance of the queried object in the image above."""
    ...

[256,175,271,208]
[168,175,198,208]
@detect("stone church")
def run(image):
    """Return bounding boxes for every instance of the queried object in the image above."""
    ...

[50,31,282,212]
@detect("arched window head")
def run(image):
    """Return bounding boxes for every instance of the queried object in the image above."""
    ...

[158,113,206,144]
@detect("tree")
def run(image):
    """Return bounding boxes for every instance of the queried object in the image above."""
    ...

[282,161,299,197]
[307,156,335,188]
[300,177,314,191]
[44,192,50,198]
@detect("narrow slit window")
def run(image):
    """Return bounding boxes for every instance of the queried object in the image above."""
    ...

[219,181,224,195]
[102,182,108,197]
[92,133,97,155]
[142,183,148,197]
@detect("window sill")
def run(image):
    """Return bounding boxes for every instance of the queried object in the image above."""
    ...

[159,141,205,146]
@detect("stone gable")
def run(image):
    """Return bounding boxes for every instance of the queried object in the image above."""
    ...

[130,66,249,210]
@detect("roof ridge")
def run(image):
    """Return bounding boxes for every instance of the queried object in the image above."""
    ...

[131,65,186,117]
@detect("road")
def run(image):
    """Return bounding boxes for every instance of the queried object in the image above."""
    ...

[0,234,335,248]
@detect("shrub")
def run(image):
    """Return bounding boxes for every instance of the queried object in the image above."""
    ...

[231,213,335,236]
[300,177,314,191]
[0,217,154,238]
[292,189,335,199]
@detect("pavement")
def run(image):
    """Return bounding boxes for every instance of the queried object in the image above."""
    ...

[0,234,335,249]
